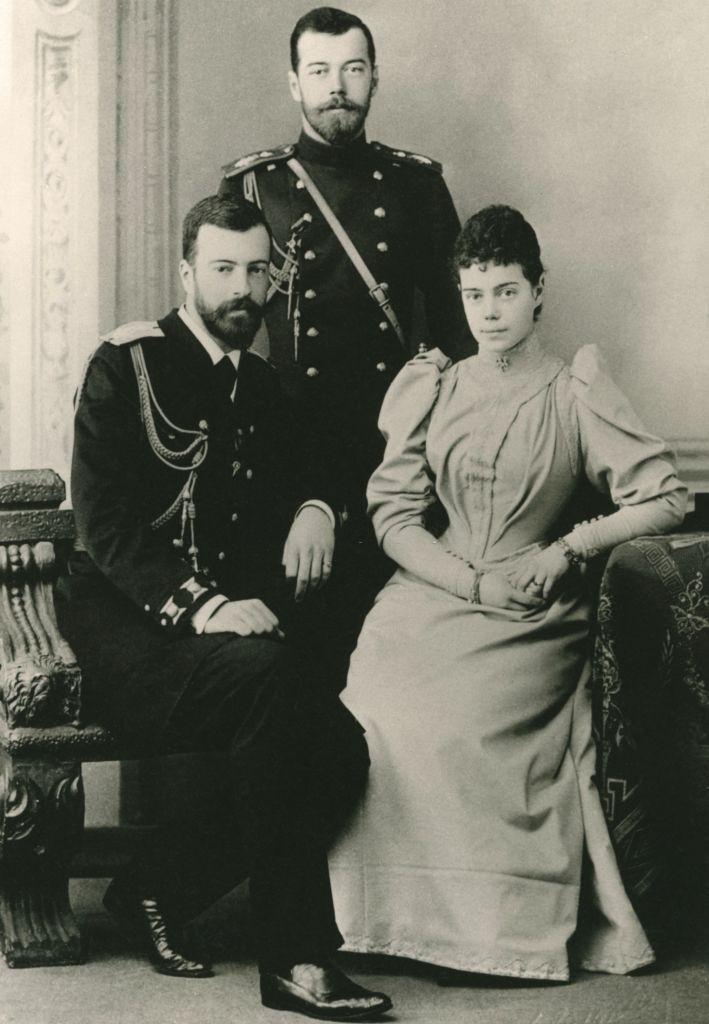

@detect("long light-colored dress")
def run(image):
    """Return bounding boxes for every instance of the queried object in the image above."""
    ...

[329,335,686,981]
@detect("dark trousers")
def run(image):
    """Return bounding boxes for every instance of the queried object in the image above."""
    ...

[288,524,394,695]
[120,635,369,970]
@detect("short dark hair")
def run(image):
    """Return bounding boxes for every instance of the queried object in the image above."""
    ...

[290,6,376,71]
[182,195,269,264]
[453,205,545,319]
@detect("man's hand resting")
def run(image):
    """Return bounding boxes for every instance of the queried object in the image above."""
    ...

[282,506,335,600]
[203,598,283,637]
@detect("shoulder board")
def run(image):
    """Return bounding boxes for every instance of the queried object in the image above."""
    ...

[370,141,442,174]
[221,144,295,179]
[101,321,165,346]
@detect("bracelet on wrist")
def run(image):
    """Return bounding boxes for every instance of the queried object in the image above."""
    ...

[469,571,483,605]
[555,536,583,566]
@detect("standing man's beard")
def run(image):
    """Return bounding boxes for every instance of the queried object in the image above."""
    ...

[302,94,371,146]
[195,293,264,351]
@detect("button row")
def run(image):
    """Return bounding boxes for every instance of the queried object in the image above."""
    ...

[305,363,389,377]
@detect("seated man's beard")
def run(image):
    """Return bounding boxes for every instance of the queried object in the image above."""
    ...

[196,294,264,350]
[304,95,370,145]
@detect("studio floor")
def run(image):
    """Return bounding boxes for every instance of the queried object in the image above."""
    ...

[2,880,709,1024]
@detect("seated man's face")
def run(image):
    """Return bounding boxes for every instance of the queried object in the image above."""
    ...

[184,223,270,349]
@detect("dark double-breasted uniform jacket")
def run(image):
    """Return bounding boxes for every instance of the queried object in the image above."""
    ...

[219,131,473,522]
[57,309,327,748]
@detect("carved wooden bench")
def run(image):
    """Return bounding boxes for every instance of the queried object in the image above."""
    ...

[0,469,143,968]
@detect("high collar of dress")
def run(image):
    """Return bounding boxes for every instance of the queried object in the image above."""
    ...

[472,330,547,383]
[297,127,369,169]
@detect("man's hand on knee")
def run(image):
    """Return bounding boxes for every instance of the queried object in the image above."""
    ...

[282,506,335,601]
[203,599,283,637]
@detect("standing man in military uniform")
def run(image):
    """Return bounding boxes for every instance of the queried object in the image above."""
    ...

[219,6,472,691]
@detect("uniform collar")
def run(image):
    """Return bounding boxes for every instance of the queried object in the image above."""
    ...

[178,305,242,371]
[296,127,370,169]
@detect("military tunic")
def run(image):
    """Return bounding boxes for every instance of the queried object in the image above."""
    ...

[219,130,473,520]
[58,308,327,747]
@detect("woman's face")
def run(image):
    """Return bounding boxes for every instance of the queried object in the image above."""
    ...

[459,261,543,354]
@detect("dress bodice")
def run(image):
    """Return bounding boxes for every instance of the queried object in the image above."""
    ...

[367,336,682,568]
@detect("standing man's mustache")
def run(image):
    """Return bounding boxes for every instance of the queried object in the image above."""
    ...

[319,97,360,112]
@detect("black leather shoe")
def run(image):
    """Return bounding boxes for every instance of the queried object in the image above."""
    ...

[103,880,214,978]
[260,961,393,1021]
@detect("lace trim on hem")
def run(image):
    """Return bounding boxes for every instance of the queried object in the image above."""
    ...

[579,948,656,975]
[339,938,570,982]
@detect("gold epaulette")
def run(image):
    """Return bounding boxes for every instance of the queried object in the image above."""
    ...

[101,321,165,346]
[221,144,295,179]
[370,141,442,174]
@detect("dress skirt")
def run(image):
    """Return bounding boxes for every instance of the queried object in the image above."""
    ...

[329,569,654,980]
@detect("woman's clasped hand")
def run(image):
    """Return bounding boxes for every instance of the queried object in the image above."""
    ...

[506,542,572,600]
[477,570,546,610]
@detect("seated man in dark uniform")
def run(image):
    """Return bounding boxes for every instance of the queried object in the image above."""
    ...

[57,195,392,1021]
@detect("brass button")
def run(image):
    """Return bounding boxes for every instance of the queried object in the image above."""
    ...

[379,321,388,331]
[373,169,383,180]
[306,327,319,338]
[160,618,168,627]
[304,250,316,261]
[231,512,238,523]
[376,361,387,372]
[218,551,226,561]
[144,604,151,612]
[249,424,255,434]
[377,242,388,253]
[296,179,305,189]
[267,163,276,171]
[374,207,386,218]
[304,288,316,299]
[246,468,254,480]
[306,366,320,378]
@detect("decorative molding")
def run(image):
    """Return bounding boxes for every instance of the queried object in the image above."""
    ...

[116,0,173,321]
[0,540,81,729]
[0,754,84,967]
[35,0,81,13]
[33,30,78,472]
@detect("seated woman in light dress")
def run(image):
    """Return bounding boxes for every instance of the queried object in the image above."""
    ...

[329,205,686,981]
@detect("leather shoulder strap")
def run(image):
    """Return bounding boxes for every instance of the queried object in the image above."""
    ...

[286,156,407,350]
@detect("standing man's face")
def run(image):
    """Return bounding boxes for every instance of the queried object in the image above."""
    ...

[179,223,270,352]
[288,28,378,146]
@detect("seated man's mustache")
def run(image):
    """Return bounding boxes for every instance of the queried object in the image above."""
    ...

[221,297,260,314]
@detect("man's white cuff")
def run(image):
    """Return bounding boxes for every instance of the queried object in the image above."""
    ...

[192,593,229,634]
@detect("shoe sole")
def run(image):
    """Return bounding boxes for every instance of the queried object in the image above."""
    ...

[260,977,392,1021]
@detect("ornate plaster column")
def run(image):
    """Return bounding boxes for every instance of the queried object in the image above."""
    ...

[116,0,174,321]
[3,0,103,480]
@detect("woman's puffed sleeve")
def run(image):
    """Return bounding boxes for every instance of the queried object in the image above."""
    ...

[367,348,452,546]
[566,345,686,553]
